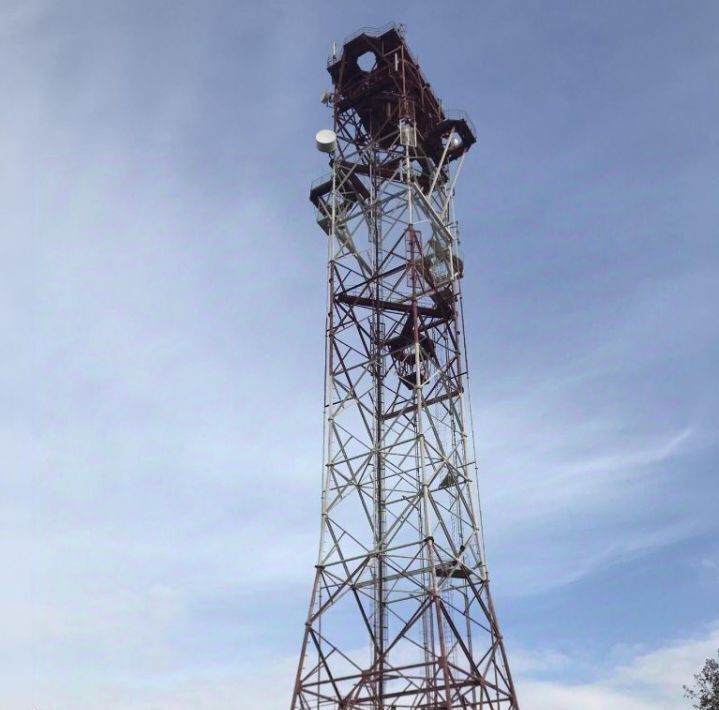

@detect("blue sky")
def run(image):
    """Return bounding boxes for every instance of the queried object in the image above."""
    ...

[4,0,718,707]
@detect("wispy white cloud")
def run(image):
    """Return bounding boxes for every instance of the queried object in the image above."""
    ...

[21,621,719,709]
[517,622,719,710]
[477,366,710,594]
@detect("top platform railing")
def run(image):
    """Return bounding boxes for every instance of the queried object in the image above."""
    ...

[327,22,412,65]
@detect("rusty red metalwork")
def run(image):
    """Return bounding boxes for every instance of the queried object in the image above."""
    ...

[292,25,520,709]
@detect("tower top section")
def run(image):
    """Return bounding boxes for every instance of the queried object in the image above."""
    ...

[327,24,476,163]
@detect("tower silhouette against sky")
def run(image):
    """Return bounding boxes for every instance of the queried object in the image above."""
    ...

[291,25,519,709]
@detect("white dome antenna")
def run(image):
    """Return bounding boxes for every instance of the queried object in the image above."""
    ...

[315,129,337,154]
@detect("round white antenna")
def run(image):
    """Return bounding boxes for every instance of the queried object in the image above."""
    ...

[449,134,463,152]
[315,129,337,154]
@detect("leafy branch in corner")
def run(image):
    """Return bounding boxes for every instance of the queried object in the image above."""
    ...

[685,650,719,709]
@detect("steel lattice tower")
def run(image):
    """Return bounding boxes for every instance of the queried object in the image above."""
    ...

[291,25,520,710]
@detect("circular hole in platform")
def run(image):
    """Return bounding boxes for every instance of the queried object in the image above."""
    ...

[356,51,376,72]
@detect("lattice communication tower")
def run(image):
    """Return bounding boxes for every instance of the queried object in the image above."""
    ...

[291,25,520,710]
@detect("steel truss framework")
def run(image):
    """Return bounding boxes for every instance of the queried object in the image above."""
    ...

[292,25,519,710]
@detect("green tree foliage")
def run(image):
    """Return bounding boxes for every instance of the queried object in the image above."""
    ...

[685,651,719,709]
